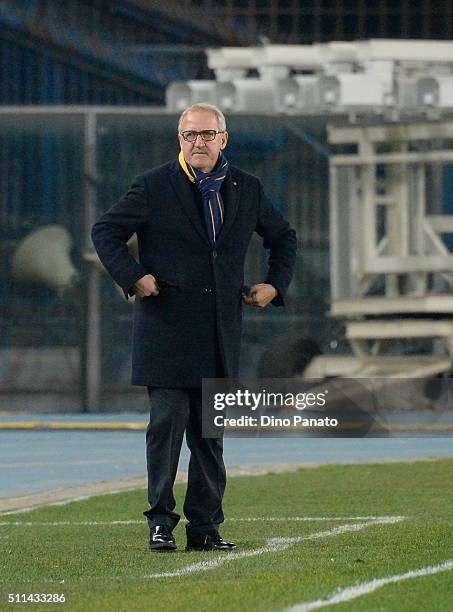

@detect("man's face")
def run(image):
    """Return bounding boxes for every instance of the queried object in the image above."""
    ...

[178,110,228,173]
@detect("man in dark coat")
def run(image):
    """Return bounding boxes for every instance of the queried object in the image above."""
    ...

[91,103,297,552]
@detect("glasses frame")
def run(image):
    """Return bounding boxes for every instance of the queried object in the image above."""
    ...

[179,130,225,142]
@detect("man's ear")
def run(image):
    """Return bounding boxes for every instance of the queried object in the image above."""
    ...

[220,132,228,150]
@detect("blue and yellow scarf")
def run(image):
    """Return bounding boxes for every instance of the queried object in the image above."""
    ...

[178,151,228,244]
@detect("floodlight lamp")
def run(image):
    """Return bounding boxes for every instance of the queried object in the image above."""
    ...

[284,92,297,106]
[324,89,338,104]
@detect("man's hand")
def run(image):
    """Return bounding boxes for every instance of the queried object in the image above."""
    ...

[133,274,160,297]
[242,283,277,308]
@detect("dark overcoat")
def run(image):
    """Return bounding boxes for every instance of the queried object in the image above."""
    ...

[91,159,297,388]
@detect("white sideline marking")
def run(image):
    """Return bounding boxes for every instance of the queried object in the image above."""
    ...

[147,517,403,579]
[229,516,405,522]
[285,560,453,611]
[0,516,404,527]
[0,577,65,585]
[0,520,142,527]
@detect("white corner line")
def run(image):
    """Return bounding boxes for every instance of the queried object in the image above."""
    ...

[284,559,453,611]
[146,517,404,579]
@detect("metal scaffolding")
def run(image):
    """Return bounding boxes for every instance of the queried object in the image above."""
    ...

[312,120,453,379]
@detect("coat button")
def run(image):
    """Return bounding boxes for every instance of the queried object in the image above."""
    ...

[212,250,218,259]
[203,287,214,293]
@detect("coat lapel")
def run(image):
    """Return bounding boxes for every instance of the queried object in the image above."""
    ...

[216,168,240,247]
[168,160,211,246]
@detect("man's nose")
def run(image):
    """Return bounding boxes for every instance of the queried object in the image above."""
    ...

[193,133,206,144]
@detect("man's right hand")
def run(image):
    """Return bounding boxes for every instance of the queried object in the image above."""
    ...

[132,274,160,297]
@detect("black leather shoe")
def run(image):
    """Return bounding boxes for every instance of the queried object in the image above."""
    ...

[186,531,236,552]
[149,525,176,551]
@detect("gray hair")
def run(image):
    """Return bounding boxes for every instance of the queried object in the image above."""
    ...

[178,103,227,133]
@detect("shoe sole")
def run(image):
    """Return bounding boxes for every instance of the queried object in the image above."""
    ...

[149,542,177,552]
[185,546,236,552]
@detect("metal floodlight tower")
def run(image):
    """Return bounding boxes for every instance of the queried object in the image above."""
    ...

[166,80,217,111]
[170,39,453,115]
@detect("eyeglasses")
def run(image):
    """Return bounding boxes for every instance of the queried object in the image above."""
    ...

[179,130,224,142]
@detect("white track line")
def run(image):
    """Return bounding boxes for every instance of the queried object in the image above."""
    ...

[0,516,404,527]
[285,560,453,611]
[0,495,95,516]
[147,517,404,579]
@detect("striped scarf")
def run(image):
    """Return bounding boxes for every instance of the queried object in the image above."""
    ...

[178,150,228,244]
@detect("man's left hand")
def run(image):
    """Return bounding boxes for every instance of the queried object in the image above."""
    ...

[242,284,278,308]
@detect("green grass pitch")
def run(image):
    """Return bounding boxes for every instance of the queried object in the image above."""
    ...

[1,459,452,611]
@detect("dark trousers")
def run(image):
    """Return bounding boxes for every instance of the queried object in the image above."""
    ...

[143,387,226,538]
